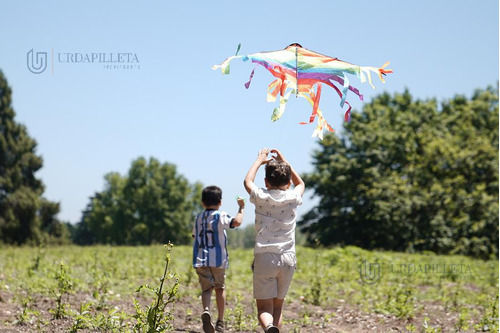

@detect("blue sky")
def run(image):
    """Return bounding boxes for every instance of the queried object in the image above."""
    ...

[0,0,498,227]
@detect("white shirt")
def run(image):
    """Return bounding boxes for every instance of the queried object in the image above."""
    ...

[249,183,302,254]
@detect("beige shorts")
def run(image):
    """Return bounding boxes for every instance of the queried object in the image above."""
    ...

[196,267,226,291]
[253,252,297,300]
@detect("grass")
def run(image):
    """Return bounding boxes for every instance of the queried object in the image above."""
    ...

[0,244,498,332]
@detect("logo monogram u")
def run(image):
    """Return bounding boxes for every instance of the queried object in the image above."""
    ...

[27,49,48,74]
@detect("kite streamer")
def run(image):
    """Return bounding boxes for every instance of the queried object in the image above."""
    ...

[213,43,393,139]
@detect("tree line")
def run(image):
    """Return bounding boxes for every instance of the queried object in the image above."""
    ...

[299,87,498,259]
[0,71,497,257]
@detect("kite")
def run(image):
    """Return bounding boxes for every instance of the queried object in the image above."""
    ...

[212,43,393,139]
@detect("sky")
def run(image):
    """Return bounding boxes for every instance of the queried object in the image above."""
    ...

[0,0,498,227]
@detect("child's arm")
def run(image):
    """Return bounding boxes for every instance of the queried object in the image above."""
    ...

[271,149,305,196]
[231,198,245,228]
[244,148,272,195]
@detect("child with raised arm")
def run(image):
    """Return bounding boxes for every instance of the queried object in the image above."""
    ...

[243,148,305,333]
[192,185,245,333]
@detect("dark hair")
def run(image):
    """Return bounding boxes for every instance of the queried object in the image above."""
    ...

[202,186,222,206]
[265,160,291,187]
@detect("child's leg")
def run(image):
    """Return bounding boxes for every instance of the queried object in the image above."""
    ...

[202,287,213,310]
[272,298,284,328]
[256,298,274,330]
[215,287,225,321]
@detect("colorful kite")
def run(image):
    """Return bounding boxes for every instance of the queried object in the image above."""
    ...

[212,43,393,139]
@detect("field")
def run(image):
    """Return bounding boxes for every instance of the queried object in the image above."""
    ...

[0,245,498,332]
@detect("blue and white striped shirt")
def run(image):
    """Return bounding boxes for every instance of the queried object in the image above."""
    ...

[192,209,234,268]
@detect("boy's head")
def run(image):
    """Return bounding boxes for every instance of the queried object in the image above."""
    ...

[202,186,222,207]
[265,160,292,189]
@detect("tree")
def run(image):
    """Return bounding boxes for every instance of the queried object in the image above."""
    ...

[0,70,67,244]
[76,157,202,245]
[300,87,498,258]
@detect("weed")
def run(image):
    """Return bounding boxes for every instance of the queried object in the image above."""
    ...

[405,322,417,332]
[14,287,39,325]
[227,294,253,332]
[94,307,130,332]
[422,317,442,332]
[320,312,333,328]
[308,254,322,306]
[133,242,179,332]
[454,306,470,331]
[90,252,112,310]
[385,283,415,319]
[50,259,73,319]
[475,294,499,332]
[27,246,45,277]
[69,301,93,333]
[232,296,245,331]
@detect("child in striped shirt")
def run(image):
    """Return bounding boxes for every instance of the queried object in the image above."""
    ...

[192,185,244,333]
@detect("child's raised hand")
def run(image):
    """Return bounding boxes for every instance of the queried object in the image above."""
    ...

[257,148,273,165]
[270,149,287,163]
[236,196,245,208]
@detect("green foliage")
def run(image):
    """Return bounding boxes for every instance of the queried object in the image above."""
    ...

[50,260,74,319]
[307,254,323,306]
[75,157,202,245]
[0,245,497,332]
[14,286,39,325]
[69,301,93,332]
[475,294,499,332]
[133,243,179,332]
[227,224,256,248]
[300,87,499,258]
[0,71,69,245]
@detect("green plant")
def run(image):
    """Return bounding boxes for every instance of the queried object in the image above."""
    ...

[133,242,179,332]
[422,317,442,332]
[14,287,39,325]
[405,322,417,332]
[385,283,415,319]
[454,307,470,331]
[27,246,45,277]
[475,294,499,332]
[228,295,248,331]
[70,301,92,333]
[308,254,322,306]
[90,252,112,311]
[50,259,74,319]
[94,307,129,332]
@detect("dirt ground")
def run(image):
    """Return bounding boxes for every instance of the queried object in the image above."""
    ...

[0,289,477,333]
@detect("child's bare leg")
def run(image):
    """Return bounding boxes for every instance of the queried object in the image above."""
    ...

[215,287,225,321]
[272,298,284,328]
[202,287,213,310]
[256,299,274,330]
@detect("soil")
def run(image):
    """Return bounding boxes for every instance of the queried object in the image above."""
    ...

[0,290,477,333]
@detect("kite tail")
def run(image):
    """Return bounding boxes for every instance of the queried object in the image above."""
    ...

[245,68,256,88]
[271,88,295,122]
[299,84,322,125]
[359,62,393,88]
[378,61,393,82]
[311,109,334,140]
[299,87,334,140]
[339,74,349,108]
[344,101,352,122]
[212,55,242,74]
